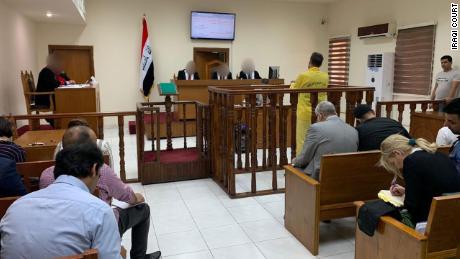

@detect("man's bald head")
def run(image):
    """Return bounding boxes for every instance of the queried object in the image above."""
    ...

[62,126,97,149]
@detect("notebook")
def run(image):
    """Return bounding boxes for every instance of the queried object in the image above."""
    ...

[378,190,405,207]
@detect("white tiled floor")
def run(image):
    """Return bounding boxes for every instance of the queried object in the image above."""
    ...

[106,127,356,258]
[122,179,356,259]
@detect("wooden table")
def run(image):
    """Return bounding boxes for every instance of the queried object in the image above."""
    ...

[14,130,66,161]
[409,111,445,142]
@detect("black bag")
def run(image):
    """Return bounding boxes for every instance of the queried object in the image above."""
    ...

[357,200,401,236]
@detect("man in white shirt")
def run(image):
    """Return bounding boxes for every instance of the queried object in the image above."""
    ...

[436,126,458,146]
[431,55,460,104]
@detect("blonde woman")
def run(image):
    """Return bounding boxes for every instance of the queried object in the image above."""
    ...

[379,134,460,225]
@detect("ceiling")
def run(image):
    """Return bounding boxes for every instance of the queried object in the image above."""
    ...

[2,0,337,25]
[2,0,85,24]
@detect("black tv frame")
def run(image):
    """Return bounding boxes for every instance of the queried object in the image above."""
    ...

[190,11,236,41]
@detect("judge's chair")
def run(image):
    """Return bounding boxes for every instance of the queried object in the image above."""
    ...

[20,70,55,130]
[136,83,210,184]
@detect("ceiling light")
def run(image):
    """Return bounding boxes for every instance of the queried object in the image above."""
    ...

[46,11,53,18]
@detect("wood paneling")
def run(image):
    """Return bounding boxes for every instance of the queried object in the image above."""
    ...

[49,45,95,83]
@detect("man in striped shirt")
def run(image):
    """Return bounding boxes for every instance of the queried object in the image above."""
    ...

[39,126,161,259]
[0,117,25,162]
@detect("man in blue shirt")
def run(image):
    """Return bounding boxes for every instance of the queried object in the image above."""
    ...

[0,142,122,259]
[443,98,460,173]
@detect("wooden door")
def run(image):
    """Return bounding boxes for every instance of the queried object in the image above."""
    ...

[48,45,95,83]
[193,48,229,80]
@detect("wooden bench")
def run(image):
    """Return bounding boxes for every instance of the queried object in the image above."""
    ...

[355,194,460,259]
[284,150,394,255]
[0,196,20,218]
[16,154,111,193]
[16,160,55,192]
[55,249,98,259]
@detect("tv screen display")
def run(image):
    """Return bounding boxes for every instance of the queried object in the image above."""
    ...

[191,11,235,40]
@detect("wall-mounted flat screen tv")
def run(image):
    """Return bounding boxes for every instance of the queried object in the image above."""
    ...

[191,11,236,40]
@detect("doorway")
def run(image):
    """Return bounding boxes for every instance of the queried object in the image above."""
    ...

[48,45,95,83]
[193,47,229,80]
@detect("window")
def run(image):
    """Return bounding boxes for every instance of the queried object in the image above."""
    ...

[328,37,350,85]
[393,25,436,95]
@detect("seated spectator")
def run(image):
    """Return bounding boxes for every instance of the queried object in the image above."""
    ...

[40,125,161,259]
[211,63,232,80]
[443,98,460,173]
[0,142,122,258]
[0,117,25,162]
[0,157,27,197]
[53,118,113,168]
[239,58,262,79]
[436,126,458,146]
[292,101,358,180]
[177,61,200,80]
[353,104,411,151]
[379,134,460,226]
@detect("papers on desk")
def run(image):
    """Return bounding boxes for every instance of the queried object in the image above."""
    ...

[111,199,143,209]
[58,84,91,89]
[378,190,405,207]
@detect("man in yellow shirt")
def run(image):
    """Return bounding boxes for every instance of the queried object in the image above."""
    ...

[290,52,329,154]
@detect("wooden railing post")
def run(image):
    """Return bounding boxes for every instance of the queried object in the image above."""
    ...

[385,104,392,119]
[183,103,187,148]
[262,94,267,169]
[345,91,358,125]
[366,90,374,106]
[117,115,126,182]
[268,93,278,191]
[278,94,287,166]
[397,104,405,123]
[227,95,236,196]
[249,94,257,193]
[236,108,243,169]
[290,93,298,160]
[165,96,173,150]
[328,92,342,116]
[196,104,203,153]
[98,116,104,139]
[310,92,319,124]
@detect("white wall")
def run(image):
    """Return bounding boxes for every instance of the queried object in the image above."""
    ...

[327,0,459,97]
[0,0,37,115]
[35,0,329,112]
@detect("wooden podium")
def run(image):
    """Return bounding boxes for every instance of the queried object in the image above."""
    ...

[55,86,100,136]
[173,79,285,119]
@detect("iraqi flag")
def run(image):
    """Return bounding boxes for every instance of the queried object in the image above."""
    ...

[139,16,154,97]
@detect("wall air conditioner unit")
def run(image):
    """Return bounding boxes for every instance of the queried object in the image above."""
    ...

[358,23,396,39]
[366,53,394,102]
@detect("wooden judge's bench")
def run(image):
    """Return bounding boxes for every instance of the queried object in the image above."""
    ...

[173,79,285,118]
[54,85,101,136]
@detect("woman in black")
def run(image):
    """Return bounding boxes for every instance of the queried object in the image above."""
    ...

[379,134,460,225]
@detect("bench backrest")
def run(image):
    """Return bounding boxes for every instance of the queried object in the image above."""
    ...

[0,196,20,219]
[437,145,450,155]
[16,160,55,192]
[54,249,98,259]
[319,151,393,205]
[425,194,460,253]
